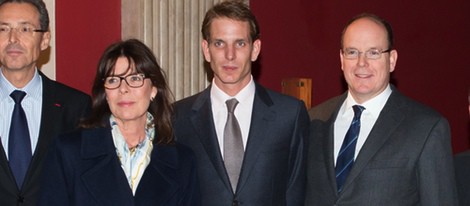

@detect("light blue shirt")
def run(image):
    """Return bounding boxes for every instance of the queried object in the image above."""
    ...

[0,69,43,159]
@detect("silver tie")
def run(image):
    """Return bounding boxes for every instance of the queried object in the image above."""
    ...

[224,98,244,193]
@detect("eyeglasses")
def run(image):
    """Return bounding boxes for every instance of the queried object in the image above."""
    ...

[103,73,147,89]
[0,24,46,37]
[342,48,391,60]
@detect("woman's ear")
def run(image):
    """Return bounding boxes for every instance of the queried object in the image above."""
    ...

[151,87,158,101]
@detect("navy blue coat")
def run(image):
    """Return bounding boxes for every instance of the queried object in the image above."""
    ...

[38,127,200,206]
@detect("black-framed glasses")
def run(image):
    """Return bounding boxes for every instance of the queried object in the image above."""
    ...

[342,48,391,60]
[103,73,147,89]
[0,23,46,37]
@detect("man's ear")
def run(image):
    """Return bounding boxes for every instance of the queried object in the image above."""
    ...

[40,31,51,51]
[251,39,261,61]
[201,40,211,62]
[389,49,398,72]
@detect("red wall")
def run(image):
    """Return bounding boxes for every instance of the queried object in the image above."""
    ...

[55,0,121,95]
[55,1,469,153]
[251,0,470,153]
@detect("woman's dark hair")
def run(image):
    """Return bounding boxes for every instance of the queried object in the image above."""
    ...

[80,39,174,145]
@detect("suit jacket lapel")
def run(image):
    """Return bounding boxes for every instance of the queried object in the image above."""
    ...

[190,87,232,191]
[341,90,405,193]
[325,116,339,195]
[236,84,276,193]
[28,73,63,179]
[80,128,134,205]
[323,94,347,195]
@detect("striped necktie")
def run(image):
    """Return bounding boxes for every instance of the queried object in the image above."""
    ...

[335,105,365,193]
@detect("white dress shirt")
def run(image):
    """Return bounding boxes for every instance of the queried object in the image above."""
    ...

[211,76,255,159]
[334,84,392,165]
[0,69,43,159]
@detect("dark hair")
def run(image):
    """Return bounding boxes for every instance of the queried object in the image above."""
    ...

[0,0,50,31]
[81,39,175,145]
[201,0,260,42]
[341,13,394,50]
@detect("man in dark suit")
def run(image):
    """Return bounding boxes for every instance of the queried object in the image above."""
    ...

[305,13,458,205]
[173,1,309,205]
[454,91,470,206]
[0,1,91,205]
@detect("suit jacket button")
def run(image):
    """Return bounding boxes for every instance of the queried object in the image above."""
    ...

[17,195,25,203]
[232,200,239,206]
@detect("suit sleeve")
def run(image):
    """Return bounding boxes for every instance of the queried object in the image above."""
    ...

[286,101,310,206]
[37,137,71,206]
[418,117,458,205]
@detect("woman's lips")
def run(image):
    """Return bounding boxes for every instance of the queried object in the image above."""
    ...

[117,101,134,107]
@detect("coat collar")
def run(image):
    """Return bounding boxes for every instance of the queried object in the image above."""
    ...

[80,127,180,204]
[236,84,276,193]
[321,93,347,196]
[32,71,65,169]
[189,86,232,191]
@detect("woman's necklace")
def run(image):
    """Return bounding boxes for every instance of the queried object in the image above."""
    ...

[129,145,137,154]
[128,137,144,155]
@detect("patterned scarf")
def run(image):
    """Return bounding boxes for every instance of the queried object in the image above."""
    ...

[110,113,155,195]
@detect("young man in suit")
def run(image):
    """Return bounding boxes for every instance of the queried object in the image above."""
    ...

[0,1,91,205]
[454,91,470,206]
[305,13,458,205]
[173,1,309,205]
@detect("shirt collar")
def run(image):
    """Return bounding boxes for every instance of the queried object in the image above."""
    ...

[210,75,255,109]
[343,84,392,118]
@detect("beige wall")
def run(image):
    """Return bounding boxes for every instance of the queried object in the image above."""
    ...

[40,0,56,79]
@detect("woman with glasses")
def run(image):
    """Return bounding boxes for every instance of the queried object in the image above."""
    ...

[38,39,200,206]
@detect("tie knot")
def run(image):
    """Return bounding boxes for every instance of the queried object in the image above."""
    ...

[10,90,27,104]
[226,98,239,113]
[352,105,365,118]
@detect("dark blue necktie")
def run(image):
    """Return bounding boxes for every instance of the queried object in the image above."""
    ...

[8,90,32,189]
[335,105,365,193]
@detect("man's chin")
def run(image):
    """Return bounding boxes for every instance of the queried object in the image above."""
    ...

[1,63,32,71]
